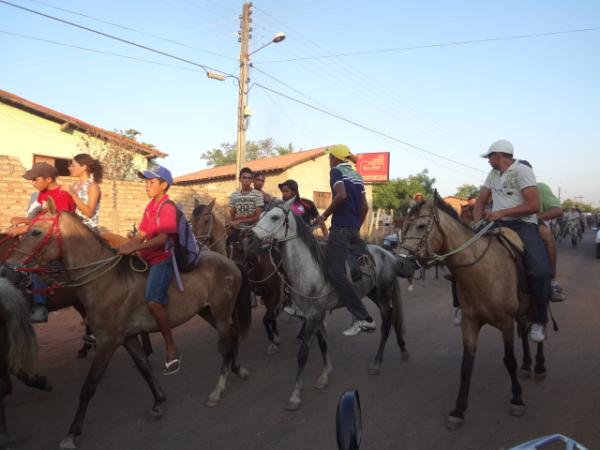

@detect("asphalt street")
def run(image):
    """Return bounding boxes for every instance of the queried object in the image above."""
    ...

[6,230,600,450]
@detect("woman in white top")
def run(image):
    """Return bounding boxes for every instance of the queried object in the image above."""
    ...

[68,153,103,232]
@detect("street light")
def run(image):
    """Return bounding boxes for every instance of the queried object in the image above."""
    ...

[249,32,286,55]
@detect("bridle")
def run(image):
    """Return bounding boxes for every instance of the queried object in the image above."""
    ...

[399,197,494,270]
[9,213,64,267]
[252,204,295,245]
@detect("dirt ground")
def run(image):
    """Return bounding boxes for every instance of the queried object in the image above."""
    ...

[5,231,600,450]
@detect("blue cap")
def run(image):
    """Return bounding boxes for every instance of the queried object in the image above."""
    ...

[137,165,173,186]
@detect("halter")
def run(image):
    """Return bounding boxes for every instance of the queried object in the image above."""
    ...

[252,204,295,244]
[10,213,64,267]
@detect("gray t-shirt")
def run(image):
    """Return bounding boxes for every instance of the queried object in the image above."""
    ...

[229,189,264,218]
[483,159,537,224]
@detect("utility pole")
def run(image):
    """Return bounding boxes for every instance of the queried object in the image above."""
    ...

[236,2,252,181]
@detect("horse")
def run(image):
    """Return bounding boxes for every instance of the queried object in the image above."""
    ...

[4,201,252,450]
[0,277,52,450]
[192,199,287,354]
[1,232,153,359]
[563,218,581,248]
[396,192,547,430]
[246,199,409,411]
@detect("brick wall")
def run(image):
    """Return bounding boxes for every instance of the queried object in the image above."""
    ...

[0,155,231,235]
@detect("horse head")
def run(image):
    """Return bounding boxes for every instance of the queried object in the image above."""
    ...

[246,198,296,253]
[192,198,216,244]
[5,198,63,270]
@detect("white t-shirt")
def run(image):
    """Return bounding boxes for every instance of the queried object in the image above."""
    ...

[483,159,537,224]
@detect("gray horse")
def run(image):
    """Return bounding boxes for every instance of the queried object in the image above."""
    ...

[247,199,409,410]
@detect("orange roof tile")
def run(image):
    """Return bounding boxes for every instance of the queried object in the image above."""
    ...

[0,89,167,158]
[175,147,327,184]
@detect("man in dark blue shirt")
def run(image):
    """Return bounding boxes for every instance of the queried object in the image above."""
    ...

[315,144,376,336]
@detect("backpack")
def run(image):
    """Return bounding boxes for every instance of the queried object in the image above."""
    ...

[157,200,201,273]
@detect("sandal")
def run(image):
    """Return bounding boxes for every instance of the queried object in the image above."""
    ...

[163,355,182,376]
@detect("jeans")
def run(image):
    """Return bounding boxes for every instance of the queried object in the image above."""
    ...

[326,227,371,321]
[31,274,48,305]
[501,221,552,324]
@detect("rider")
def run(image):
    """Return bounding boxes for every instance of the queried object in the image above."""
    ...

[314,144,375,337]
[278,179,329,238]
[227,167,264,252]
[473,140,553,343]
[565,206,583,239]
[117,166,181,375]
[68,154,103,234]
[8,162,76,323]
[252,171,273,206]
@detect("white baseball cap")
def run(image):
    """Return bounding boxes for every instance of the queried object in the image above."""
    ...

[480,139,514,158]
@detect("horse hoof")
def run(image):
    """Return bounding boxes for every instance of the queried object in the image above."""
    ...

[518,369,531,379]
[534,371,547,382]
[58,435,76,450]
[368,364,381,375]
[285,399,301,411]
[401,350,410,361]
[510,403,525,417]
[267,344,278,355]
[206,393,221,407]
[237,367,249,380]
[446,415,463,431]
[150,404,164,420]
[314,378,328,390]
[408,284,414,292]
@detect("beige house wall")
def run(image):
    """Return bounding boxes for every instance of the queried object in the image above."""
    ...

[0,102,148,171]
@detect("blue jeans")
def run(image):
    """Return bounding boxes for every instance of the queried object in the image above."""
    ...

[145,259,174,305]
[31,274,48,305]
[326,227,371,321]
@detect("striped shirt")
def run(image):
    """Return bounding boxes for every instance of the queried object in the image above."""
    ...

[229,189,264,218]
[330,163,365,229]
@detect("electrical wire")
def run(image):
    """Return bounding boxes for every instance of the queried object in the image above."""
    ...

[0,0,237,76]
[255,27,600,63]
[20,0,237,60]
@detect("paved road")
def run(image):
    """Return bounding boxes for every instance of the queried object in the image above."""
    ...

[7,231,600,450]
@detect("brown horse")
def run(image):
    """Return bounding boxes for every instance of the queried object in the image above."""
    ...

[192,199,287,354]
[397,193,546,430]
[5,202,251,450]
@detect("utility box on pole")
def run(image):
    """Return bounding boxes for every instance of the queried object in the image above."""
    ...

[236,2,252,180]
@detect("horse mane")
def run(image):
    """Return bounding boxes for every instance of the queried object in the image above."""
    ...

[289,211,331,283]
[409,195,473,233]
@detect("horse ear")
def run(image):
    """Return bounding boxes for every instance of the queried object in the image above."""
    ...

[44,197,57,215]
[207,198,216,211]
[194,198,200,208]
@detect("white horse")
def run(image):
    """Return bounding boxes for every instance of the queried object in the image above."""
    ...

[246,199,409,410]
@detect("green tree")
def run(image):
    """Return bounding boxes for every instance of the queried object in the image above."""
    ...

[372,169,436,215]
[562,198,593,212]
[200,138,294,167]
[455,183,479,199]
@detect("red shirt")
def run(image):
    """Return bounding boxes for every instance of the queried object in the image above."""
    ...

[138,195,177,265]
[37,185,76,212]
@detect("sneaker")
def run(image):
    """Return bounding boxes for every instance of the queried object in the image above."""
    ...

[30,305,48,323]
[453,308,462,326]
[284,304,304,318]
[551,283,565,302]
[342,319,376,337]
[529,323,546,343]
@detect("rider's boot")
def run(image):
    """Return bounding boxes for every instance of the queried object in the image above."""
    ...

[30,304,49,323]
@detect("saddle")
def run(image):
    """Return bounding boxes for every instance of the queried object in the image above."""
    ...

[490,227,524,258]
[347,244,375,282]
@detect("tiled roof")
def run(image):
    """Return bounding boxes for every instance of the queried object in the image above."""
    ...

[0,89,167,158]
[175,147,327,184]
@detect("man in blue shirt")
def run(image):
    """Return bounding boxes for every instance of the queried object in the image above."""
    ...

[315,144,375,336]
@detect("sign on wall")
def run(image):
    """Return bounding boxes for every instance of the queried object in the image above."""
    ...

[355,152,390,183]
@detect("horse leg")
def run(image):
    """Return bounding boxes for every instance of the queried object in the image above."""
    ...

[534,343,546,380]
[14,370,52,392]
[286,317,319,411]
[501,324,525,417]
[122,335,166,419]
[206,320,234,407]
[263,300,279,355]
[519,320,532,378]
[59,341,119,450]
[228,317,249,381]
[140,332,153,358]
[368,291,391,375]
[0,369,14,450]
[313,321,332,389]
[447,320,481,430]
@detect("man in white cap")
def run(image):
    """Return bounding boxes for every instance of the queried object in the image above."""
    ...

[473,140,553,342]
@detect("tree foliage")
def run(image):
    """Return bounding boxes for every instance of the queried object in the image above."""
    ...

[372,169,436,215]
[455,183,479,199]
[561,198,594,212]
[200,138,295,167]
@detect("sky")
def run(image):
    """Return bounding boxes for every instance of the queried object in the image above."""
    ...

[1,0,599,205]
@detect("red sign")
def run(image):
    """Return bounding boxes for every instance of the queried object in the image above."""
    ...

[356,152,389,183]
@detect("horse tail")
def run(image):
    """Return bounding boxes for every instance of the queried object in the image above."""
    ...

[0,279,38,375]
[233,263,252,338]
[391,277,405,341]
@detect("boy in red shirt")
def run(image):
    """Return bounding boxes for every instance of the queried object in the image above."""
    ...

[7,162,76,323]
[117,166,181,375]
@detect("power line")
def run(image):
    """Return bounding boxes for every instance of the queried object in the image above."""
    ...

[0,29,200,72]
[0,0,236,76]
[256,27,600,63]
[253,82,485,173]
[18,0,237,60]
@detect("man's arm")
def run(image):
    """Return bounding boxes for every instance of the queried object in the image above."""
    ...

[473,187,491,222]
[485,186,540,221]
[317,182,347,223]
[235,207,264,226]
[118,231,167,255]
[359,192,369,226]
[539,207,563,222]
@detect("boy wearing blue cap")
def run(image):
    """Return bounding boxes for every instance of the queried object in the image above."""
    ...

[118,165,181,375]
